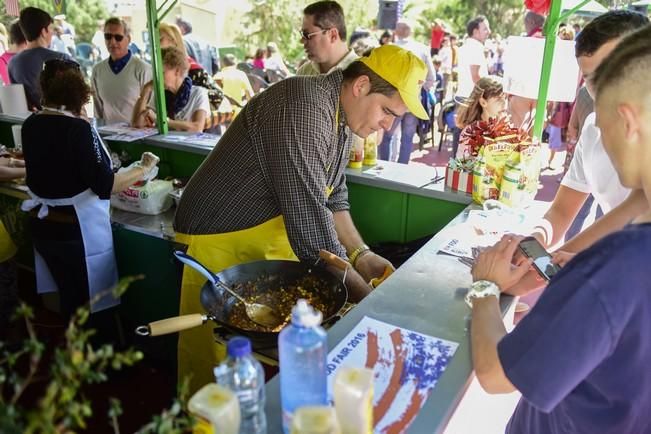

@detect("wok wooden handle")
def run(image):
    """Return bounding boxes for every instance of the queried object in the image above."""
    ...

[141,314,207,336]
[319,250,350,271]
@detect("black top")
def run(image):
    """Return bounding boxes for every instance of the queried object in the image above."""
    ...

[23,113,114,200]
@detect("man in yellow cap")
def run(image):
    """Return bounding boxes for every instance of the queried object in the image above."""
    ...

[173,44,428,392]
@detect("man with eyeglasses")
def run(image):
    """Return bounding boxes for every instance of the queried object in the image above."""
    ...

[8,7,72,110]
[296,1,358,76]
[91,17,151,125]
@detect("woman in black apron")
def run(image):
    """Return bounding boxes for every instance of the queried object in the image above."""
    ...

[21,58,158,326]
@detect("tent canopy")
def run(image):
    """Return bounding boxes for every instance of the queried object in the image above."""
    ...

[561,0,608,16]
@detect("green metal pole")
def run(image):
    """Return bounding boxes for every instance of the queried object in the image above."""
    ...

[146,0,169,135]
[532,0,593,141]
[532,0,562,141]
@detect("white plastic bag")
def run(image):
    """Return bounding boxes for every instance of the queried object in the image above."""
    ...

[111,179,173,215]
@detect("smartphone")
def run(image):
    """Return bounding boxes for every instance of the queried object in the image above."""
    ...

[518,236,561,281]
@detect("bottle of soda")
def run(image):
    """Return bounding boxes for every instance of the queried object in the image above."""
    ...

[214,336,267,434]
[278,299,328,433]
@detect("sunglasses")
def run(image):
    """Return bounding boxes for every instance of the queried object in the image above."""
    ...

[298,28,330,41]
[43,58,81,71]
[104,32,125,42]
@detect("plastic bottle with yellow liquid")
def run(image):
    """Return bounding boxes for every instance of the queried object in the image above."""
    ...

[348,135,364,169]
[291,406,341,434]
[188,383,241,434]
[333,367,374,434]
[362,132,378,167]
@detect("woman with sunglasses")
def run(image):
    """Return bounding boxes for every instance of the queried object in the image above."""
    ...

[132,47,210,133]
[20,59,158,327]
[454,76,507,158]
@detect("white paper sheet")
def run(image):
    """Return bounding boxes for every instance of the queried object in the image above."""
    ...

[326,316,459,433]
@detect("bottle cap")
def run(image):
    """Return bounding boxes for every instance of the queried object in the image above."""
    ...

[227,336,252,358]
[292,299,323,328]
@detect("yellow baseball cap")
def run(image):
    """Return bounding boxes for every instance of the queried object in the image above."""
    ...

[360,45,429,120]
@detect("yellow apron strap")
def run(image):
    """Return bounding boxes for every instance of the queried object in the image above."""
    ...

[0,221,17,263]
[175,215,298,394]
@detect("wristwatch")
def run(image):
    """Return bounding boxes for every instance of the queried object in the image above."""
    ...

[465,280,500,308]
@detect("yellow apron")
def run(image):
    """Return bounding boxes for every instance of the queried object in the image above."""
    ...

[0,221,17,263]
[175,215,299,394]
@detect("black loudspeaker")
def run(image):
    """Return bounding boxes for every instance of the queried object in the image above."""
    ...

[627,5,648,14]
[378,0,399,30]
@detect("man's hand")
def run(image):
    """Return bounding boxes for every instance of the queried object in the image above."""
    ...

[472,235,532,290]
[501,248,547,296]
[354,252,395,283]
[551,250,576,267]
[325,265,371,303]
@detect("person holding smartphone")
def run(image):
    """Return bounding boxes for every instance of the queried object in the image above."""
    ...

[466,25,651,433]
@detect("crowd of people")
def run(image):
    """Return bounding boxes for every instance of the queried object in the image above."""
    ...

[2,2,651,433]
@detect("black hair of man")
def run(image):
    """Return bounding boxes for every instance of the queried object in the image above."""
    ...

[8,20,26,46]
[19,7,52,42]
[304,1,347,41]
[575,10,649,58]
[593,24,651,98]
[466,15,487,38]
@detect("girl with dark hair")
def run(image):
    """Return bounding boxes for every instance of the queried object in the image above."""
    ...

[20,58,158,322]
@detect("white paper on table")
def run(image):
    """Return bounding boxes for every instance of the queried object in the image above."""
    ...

[503,36,580,102]
[103,128,158,142]
[96,122,131,134]
[183,133,220,147]
[326,316,458,434]
[437,207,533,260]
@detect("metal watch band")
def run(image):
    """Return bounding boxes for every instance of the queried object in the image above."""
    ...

[465,280,500,308]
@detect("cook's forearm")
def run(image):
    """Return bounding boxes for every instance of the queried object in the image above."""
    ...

[471,296,514,394]
[333,210,365,255]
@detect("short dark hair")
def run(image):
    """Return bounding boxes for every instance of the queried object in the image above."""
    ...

[19,7,52,42]
[342,60,397,97]
[40,59,89,115]
[304,1,347,41]
[594,25,651,99]
[104,17,130,37]
[466,15,487,38]
[575,10,649,58]
[8,20,25,46]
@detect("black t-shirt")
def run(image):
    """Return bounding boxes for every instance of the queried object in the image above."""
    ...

[23,114,114,200]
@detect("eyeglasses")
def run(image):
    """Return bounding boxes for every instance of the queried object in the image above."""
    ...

[298,28,330,41]
[104,32,125,42]
[43,58,81,71]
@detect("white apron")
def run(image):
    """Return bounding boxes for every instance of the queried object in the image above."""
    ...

[21,109,119,313]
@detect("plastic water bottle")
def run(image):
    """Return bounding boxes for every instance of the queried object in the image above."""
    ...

[214,337,267,434]
[278,299,328,433]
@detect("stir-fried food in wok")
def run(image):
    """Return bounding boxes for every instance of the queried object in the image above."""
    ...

[227,274,334,332]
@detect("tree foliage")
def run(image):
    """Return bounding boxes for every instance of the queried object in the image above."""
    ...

[413,0,525,42]
[0,0,107,43]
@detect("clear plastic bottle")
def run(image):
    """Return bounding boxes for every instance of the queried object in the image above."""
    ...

[214,337,267,434]
[279,299,328,433]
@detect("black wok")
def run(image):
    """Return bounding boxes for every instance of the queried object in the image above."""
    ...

[136,252,349,348]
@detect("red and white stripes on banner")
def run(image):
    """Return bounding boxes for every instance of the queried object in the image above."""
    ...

[5,0,20,16]
[445,166,473,194]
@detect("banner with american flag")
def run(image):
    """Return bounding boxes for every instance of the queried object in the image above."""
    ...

[326,316,459,434]
[5,0,20,17]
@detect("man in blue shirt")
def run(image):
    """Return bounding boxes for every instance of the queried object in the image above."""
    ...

[466,24,651,433]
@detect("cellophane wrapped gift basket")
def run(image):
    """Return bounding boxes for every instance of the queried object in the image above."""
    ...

[451,117,541,207]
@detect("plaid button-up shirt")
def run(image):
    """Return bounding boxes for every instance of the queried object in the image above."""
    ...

[174,70,352,261]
